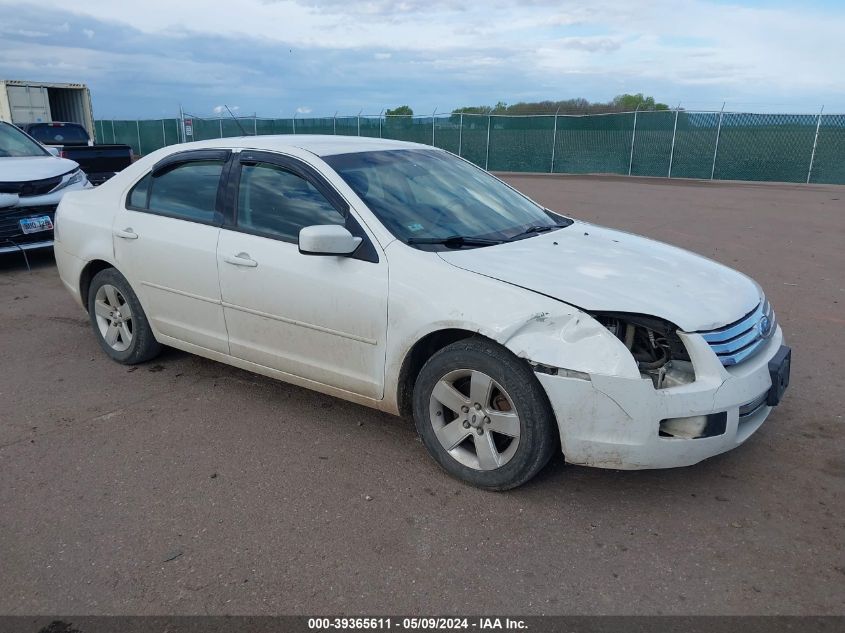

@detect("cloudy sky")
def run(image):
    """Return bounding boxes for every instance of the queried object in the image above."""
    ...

[1,0,843,119]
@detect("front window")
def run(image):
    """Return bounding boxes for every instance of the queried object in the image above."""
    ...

[0,123,49,158]
[236,162,345,243]
[324,149,568,249]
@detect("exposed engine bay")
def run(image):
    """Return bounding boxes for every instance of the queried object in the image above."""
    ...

[594,314,696,389]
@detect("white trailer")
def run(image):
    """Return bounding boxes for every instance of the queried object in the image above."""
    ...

[0,80,95,138]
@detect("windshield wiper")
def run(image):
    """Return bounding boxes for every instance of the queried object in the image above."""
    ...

[406,235,504,248]
[506,223,570,242]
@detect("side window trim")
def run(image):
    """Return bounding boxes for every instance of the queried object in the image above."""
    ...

[225,151,379,263]
[236,150,350,216]
[151,149,231,177]
[123,150,234,228]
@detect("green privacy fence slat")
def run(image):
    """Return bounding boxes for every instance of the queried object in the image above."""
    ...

[293,117,333,135]
[256,119,288,135]
[631,111,674,176]
[669,112,720,180]
[488,115,556,172]
[110,120,140,155]
[713,113,818,183]
[95,111,845,184]
[191,118,221,141]
[457,114,489,167]
[136,119,180,156]
[808,115,845,185]
[360,118,382,138]
[554,113,634,174]
[382,116,433,144]
[434,117,460,154]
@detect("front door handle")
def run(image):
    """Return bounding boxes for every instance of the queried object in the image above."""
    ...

[223,252,258,268]
[115,228,138,240]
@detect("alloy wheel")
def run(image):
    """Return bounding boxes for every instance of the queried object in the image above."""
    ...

[93,284,134,352]
[428,369,520,470]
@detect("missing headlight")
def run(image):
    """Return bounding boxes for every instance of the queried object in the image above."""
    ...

[593,313,694,389]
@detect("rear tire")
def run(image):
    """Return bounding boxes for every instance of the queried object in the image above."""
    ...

[412,337,558,490]
[87,268,161,365]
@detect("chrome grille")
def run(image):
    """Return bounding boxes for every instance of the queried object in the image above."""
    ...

[699,299,776,366]
[0,205,57,245]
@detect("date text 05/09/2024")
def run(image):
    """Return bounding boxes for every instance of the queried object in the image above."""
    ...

[307,617,528,630]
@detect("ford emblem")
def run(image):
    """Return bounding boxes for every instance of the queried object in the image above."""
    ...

[758,315,773,338]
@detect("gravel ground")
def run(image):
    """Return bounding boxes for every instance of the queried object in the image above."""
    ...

[1,175,843,616]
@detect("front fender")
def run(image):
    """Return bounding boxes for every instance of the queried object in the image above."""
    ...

[496,309,641,379]
[382,242,642,414]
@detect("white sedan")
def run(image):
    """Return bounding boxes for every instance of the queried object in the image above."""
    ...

[54,136,790,489]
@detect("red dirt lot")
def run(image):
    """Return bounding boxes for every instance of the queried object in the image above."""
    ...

[0,175,843,615]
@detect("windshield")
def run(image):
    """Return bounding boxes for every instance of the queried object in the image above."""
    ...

[27,123,90,144]
[324,149,567,248]
[0,123,49,158]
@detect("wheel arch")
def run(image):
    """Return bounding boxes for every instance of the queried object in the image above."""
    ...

[79,259,117,311]
[396,328,497,419]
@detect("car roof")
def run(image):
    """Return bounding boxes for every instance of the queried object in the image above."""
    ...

[166,134,433,158]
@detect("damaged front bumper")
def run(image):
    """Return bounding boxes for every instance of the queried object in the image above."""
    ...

[536,326,789,469]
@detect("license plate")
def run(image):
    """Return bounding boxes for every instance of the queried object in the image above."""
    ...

[19,215,54,234]
[767,345,791,406]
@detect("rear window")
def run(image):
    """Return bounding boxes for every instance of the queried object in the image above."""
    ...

[27,124,90,144]
[127,161,223,224]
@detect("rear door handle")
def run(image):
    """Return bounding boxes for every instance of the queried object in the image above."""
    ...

[115,228,138,240]
[223,252,258,268]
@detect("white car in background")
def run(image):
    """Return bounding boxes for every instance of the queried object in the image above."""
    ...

[53,136,790,490]
[0,121,90,256]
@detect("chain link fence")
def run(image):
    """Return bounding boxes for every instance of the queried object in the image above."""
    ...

[94,110,845,185]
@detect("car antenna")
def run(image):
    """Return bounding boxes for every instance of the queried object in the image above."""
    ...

[224,105,249,136]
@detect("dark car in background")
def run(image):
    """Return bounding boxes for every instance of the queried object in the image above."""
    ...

[22,122,133,185]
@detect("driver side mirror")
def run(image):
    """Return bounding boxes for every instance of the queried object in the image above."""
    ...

[46,146,60,157]
[299,225,362,256]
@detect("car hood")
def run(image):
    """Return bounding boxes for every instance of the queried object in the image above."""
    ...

[0,156,79,182]
[438,220,762,332]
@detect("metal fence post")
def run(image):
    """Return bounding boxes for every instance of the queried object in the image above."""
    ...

[667,106,680,178]
[333,112,337,135]
[136,120,143,156]
[458,113,463,157]
[110,120,115,145]
[550,106,561,173]
[432,108,437,146]
[179,105,185,143]
[807,106,824,184]
[161,119,167,148]
[292,112,297,134]
[357,110,361,136]
[218,118,223,138]
[253,115,257,136]
[710,103,725,180]
[628,106,640,176]
[485,115,492,170]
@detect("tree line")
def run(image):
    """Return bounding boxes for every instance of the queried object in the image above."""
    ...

[385,94,669,117]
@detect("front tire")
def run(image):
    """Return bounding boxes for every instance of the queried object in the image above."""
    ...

[87,268,161,364]
[412,337,558,490]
